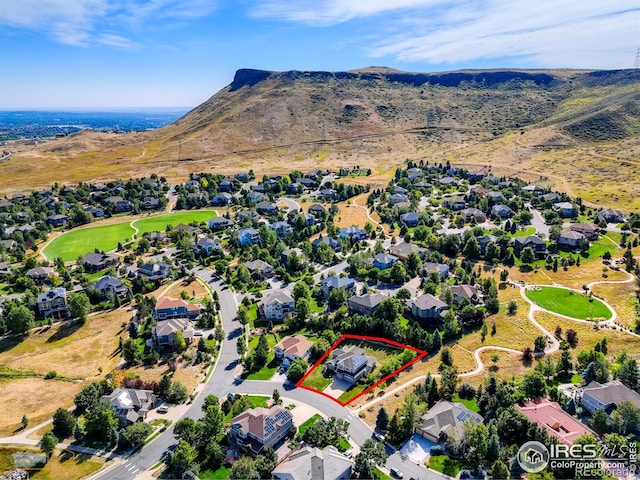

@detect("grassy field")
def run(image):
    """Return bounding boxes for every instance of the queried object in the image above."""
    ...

[0,310,128,435]
[525,286,612,320]
[428,455,465,477]
[0,447,104,480]
[300,363,333,391]
[42,209,217,262]
[132,210,216,235]
[42,222,135,261]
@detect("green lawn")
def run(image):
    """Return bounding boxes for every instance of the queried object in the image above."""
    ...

[585,234,619,259]
[429,455,465,477]
[132,210,216,235]
[247,395,269,408]
[373,467,393,480]
[337,383,368,404]
[43,222,135,261]
[42,209,217,262]
[199,466,229,479]
[511,226,537,238]
[452,393,480,413]
[300,364,333,391]
[525,286,612,320]
[245,333,280,380]
[298,413,322,436]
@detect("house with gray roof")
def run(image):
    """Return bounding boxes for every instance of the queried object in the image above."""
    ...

[415,400,483,443]
[372,253,398,270]
[325,345,376,384]
[410,294,448,321]
[321,276,356,298]
[389,242,427,261]
[100,388,156,427]
[83,252,119,273]
[578,380,640,414]
[272,445,353,480]
[91,275,128,299]
[37,288,68,318]
[152,318,194,348]
[259,290,295,321]
[557,230,587,251]
[348,293,386,316]
[245,259,274,279]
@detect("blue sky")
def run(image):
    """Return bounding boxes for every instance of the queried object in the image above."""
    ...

[0,0,638,108]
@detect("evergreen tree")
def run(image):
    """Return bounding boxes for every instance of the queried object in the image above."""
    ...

[376,408,389,431]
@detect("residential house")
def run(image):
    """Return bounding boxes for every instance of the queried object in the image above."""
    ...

[372,253,398,270]
[46,214,69,227]
[321,276,356,298]
[514,235,547,257]
[0,261,11,277]
[491,204,515,218]
[557,230,587,251]
[256,201,278,216]
[451,285,482,304]
[320,189,338,201]
[286,182,302,194]
[173,223,202,236]
[138,262,171,282]
[553,202,576,218]
[212,193,233,206]
[394,185,409,195]
[540,192,561,203]
[106,196,133,212]
[477,235,497,256]
[195,237,222,256]
[143,231,170,245]
[142,197,161,210]
[83,252,119,273]
[389,193,409,205]
[281,248,307,268]
[229,406,294,455]
[415,400,483,443]
[300,177,319,189]
[100,388,156,427]
[389,242,427,261]
[339,226,367,242]
[238,228,261,246]
[37,288,68,318]
[91,275,128,299]
[84,205,105,218]
[245,259,274,279]
[347,293,386,316]
[272,445,353,480]
[218,180,234,192]
[274,334,314,367]
[308,204,327,217]
[153,296,200,320]
[421,262,449,280]
[597,208,624,224]
[312,236,342,252]
[26,266,55,284]
[410,294,448,321]
[400,212,420,227]
[269,221,293,237]
[0,239,17,251]
[516,400,594,446]
[152,318,195,348]
[461,208,486,223]
[578,380,640,414]
[445,197,466,211]
[486,191,505,204]
[522,184,544,193]
[569,223,599,240]
[259,291,295,321]
[208,217,233,231]
[246,191,266,203]
[438,176,458,186]
[325,345,376,384]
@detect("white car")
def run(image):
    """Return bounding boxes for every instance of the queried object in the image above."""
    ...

[157,404,169,414]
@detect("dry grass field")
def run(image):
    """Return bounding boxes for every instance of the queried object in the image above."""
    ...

[0,310,129,435]
[591,282,637,328]
[0,446,105,480]
[161,277,208,302]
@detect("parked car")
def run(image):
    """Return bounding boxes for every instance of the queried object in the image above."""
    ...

[373,432,385,442]
[390,467,403,478]
[157,404,169,414]
[430,445,444,455]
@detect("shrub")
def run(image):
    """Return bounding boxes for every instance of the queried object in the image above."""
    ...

[44,371,57,379]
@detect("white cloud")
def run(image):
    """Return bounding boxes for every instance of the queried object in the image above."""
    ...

[254,0,640,68]
[0,0,217,48]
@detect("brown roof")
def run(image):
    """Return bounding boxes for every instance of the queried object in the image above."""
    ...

[156,296,187,310]
[275,334,314,358]
[231,405,292,440]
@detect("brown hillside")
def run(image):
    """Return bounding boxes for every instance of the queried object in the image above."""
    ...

[2,68,640,209]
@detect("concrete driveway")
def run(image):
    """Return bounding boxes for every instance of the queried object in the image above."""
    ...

[323,378,352,399]
[400,434,436,464]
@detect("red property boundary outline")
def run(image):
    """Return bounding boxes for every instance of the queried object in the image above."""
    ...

[295,334,428,407]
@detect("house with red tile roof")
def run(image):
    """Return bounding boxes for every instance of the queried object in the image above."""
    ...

[516,400,594,446]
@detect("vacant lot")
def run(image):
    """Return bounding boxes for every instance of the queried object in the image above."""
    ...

[0,309,129,435]
[526,286,612,320]
[42,222,135,261]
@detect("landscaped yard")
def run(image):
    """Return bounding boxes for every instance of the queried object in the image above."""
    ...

[452,393,479,413]
[428,454,465,477]
[300,362,333,391]
[525,286,612,320]
[298,413,321,436]
[245,333,280,380]
[43,222,135,261]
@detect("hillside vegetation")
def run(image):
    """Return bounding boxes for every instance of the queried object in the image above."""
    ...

[2,67,640,208]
